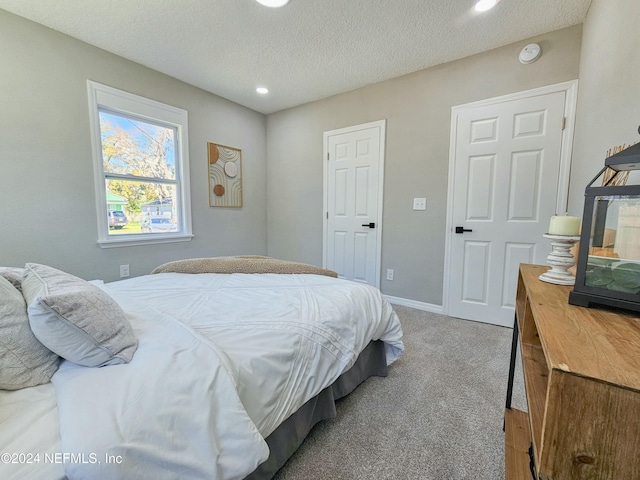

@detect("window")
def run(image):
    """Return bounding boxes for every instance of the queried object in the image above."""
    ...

[87,81,192,247]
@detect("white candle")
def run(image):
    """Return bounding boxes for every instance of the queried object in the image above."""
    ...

[548,215,580,236]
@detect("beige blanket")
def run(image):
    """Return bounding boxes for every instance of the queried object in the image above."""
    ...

[151,256,338,278]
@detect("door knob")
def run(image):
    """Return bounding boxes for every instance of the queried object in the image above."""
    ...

[362,223,376,228]
[455,226,473,234]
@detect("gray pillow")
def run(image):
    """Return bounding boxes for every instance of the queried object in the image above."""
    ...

[22,263,138,367]
[0,266,24,292]
[0,276,60,390]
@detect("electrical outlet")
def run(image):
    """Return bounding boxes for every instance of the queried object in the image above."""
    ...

[386,269,394,281]
[413,198,427,210]
[119,264,130,278]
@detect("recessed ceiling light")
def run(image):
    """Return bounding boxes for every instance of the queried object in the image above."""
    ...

[256,0,290,7]
[256,87,269,95]
[474,0,500,12]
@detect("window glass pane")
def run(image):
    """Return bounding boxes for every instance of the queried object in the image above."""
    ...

[99,110,176,180]
[106,180,178,235]
[585,195,640,292]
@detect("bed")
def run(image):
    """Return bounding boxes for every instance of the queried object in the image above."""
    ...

[0,257,404,480]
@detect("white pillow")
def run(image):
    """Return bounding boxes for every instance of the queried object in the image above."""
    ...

[0,276,60,390]
[22,263,138,367]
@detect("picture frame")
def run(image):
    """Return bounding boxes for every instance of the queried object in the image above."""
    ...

[208,142,243,207]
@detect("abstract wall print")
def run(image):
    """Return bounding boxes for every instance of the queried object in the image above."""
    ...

[208,142,242,207]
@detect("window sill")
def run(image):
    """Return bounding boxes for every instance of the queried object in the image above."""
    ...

[98,233,194,249]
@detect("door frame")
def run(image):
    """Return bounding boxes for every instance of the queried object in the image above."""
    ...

[443,80,579,316]
[322,119,386,288]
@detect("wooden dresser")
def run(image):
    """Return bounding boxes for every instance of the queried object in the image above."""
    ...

[504,264,640,480]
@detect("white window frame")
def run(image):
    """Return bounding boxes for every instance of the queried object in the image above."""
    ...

[87,81,193,248]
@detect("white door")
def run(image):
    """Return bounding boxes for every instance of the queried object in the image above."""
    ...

[323,120,385,287]
[446,90,570,326]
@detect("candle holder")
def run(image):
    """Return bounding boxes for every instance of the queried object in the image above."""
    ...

[539,234,581,285]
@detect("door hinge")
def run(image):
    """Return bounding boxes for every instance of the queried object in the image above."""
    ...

[326,212,328,219]
[561,117,566,131]
[327,152,330,160]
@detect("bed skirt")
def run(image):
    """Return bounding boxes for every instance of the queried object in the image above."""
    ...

[245,340,388,480]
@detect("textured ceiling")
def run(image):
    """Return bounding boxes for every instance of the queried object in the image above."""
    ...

[0,0,591,114]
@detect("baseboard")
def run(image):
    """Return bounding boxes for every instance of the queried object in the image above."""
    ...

[384,295,444,315]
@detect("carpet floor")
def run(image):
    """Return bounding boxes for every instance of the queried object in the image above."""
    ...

[272,304,527,480]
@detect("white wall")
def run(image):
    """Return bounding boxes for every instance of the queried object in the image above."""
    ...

[568,0,640,214]
[0,10,268,282]
[266,25,583,306]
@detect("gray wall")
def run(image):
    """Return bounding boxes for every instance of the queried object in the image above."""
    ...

[8,2,636,303]
[266,25,582,306]
[568,0,640,214]
[0,10,268,282]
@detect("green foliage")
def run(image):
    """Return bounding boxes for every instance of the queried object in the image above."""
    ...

[108,178,158,214]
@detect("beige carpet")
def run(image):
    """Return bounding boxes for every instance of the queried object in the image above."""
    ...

[272,304,527,480]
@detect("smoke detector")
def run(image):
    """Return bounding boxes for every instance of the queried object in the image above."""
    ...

[519,44,541,64]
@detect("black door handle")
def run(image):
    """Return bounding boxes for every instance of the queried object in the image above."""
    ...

[455,226,473,234]
[362,223,375,228]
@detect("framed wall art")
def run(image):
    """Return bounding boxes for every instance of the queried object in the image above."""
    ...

[208,142,243,207]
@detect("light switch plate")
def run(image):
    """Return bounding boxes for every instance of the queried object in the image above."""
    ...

[413,198,426,210]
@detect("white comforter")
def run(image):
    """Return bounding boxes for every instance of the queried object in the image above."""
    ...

[0,383,65,480]
[52,273,404,480]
